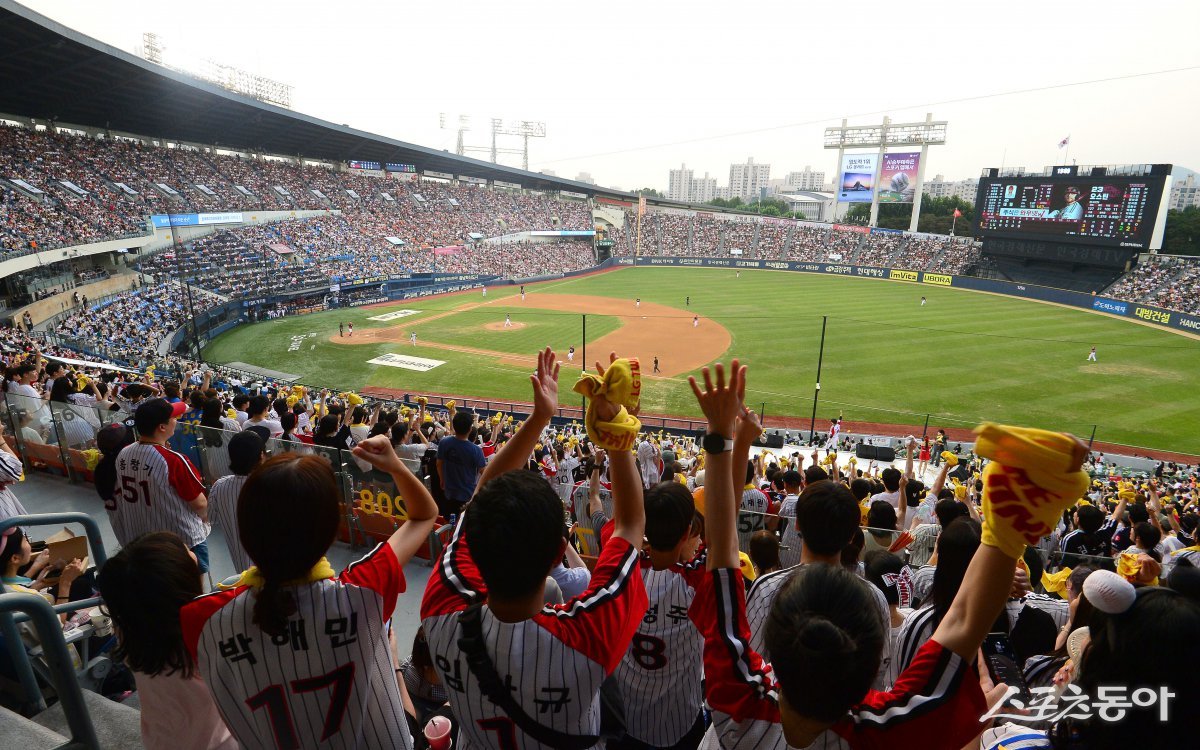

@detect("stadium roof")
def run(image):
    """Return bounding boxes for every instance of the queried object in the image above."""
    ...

[0,0,610,196]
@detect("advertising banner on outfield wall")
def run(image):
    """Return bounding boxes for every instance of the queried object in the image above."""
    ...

[877,152,920,203]
[838,154,878,203]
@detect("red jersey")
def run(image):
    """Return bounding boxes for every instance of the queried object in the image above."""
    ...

[694,568,986,750]
[420,519,647,749]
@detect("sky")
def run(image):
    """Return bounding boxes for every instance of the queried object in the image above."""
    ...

[18,0,1200,191]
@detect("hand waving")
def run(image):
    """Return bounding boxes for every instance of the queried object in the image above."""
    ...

[530,346,560,420]
[687,359,744,438]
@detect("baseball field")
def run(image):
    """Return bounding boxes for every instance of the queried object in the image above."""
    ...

[203,266,1200,454]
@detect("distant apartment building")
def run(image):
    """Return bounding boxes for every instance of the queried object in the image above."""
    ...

[784,166,826,191]
[923,174,979,204]
[1169,173,1200,210]
[667,163,719,202]
[729,157,770,202]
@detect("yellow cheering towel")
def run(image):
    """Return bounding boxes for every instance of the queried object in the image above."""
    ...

[954,484,968,501]
[338,391,364,406]
[1041,567,1072,596]
[290,385,305,398]
[572,357,642,452]
[445,399,456,412]
[286,395,300,408]
[80,448,101,471]
[220,558,336,590]
[973,423,1089,559]
[940,451,958,467]
[1117,487,1136,503]
[739,552,758,582]
[417,396,428,407]
[226,408,238,420]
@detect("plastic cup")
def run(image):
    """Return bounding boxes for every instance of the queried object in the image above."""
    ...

[424,716,452,750]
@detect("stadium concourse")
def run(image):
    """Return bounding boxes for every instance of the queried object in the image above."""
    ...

[2,111,1200,750]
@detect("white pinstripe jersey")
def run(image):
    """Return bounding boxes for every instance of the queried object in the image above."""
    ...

[208,474,250,572]
[0,450,28,523]
[746,564,893,690]
[182,543,411,750]
[107,441,208,548]
[569,479,613,521]
[613,550,707,746]
[421,519,648,750]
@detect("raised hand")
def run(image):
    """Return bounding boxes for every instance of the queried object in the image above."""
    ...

[687,359,744,438]
[529,346,560,420]
[351,434,404,475]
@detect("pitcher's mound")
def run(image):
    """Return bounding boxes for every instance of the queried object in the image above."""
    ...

[484,321,527,331]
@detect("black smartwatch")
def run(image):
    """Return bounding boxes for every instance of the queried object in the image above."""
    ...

[702,432,734,454]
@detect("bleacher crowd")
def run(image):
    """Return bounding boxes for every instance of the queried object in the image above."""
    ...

[0,339,1195,749]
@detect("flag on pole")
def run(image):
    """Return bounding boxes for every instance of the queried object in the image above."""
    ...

[1058,135,1070,149]
[953,209,962,218]
[637,194,646,216]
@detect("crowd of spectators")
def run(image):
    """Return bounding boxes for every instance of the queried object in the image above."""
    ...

[1,123,591,254]
[136,216,598,300]
[1106,256,1200,314]
[1,338,1196,750]
[49,282,218,364]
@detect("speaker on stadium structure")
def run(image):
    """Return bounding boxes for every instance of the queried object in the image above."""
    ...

[856,444,877,461]
[983,168,999,178]
[1150,164,1172,175]
[757,433,784,449]
[1091,167,1108,177]
[874,446,896,463]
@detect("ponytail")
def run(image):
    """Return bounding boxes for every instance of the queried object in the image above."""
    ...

[252,579,296,637]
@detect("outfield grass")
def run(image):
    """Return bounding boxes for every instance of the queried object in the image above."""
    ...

[204,268,1200,453]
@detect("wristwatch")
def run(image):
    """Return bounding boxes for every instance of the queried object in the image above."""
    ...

[702,432,734,454]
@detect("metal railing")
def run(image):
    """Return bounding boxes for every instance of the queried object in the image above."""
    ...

[0,513,109,715]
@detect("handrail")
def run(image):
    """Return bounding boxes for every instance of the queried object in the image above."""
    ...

[0,593,101,749]
[0,513,110,568]
[0,513,109,712]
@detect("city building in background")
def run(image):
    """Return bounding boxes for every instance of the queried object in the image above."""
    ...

[923,174,980,203]
[728,157,771,201]
[784,166,826,191]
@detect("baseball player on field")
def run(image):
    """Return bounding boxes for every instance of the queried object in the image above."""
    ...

[421,348,648,750]
[182,435,438,749]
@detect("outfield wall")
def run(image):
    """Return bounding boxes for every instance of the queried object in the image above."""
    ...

[605,256,1200,335]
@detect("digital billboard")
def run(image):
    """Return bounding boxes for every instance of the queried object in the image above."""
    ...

[877,152,920,203]
[974,174,1169,249]
[838,154,877,203]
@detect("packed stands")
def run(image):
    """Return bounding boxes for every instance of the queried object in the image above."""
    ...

[48,282,219,364]
[1105,256,1200,315]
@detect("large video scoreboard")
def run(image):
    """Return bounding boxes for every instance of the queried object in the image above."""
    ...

[973,168,1170,250]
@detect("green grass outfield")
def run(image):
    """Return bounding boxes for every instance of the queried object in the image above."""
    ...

[203,267,1200,453]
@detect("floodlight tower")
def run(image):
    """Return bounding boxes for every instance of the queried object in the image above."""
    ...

[824,113,947,230]
[441,115,546,169]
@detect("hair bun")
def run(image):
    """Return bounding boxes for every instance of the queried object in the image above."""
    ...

[796,616,855,657]
[1083,569,1136,614]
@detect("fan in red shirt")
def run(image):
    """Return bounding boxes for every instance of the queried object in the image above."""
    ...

[686,359,1090,750]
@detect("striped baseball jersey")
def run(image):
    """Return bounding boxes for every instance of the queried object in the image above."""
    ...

[613,549,708,746]
[554,456,580,505]
[0,450,28,522]
[775,494,802,569]
[694,567,987,750]
[181,543,411,749]
[736,487,773,552]
[746,564,893,689]
[208,474,250,572]
[108,441,207,548]
[420,519,648,749]
[1163,545,1200,580]
[569,479,613,522]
